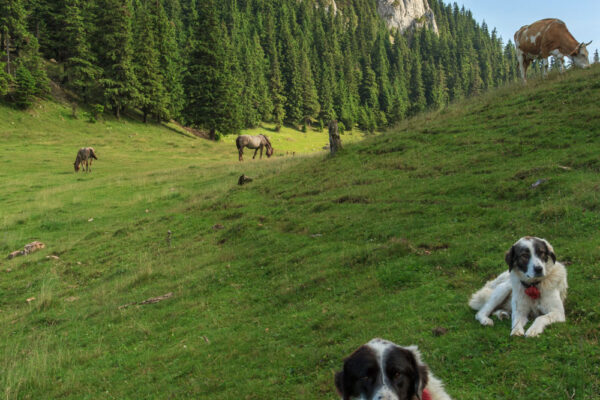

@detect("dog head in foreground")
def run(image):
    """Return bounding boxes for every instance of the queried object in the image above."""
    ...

[335,338,451,400]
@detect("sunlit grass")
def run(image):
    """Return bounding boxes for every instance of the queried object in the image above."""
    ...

[1,67,600,399]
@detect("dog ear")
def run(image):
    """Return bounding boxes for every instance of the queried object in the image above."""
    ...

[334,371,345,398]
[413,364,429,400]
[404,346,428,400]
[541,238,556,263]
[505,245,516,271]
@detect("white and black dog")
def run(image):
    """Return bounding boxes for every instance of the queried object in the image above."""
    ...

[335,338,452,400]
[469,236,568,337]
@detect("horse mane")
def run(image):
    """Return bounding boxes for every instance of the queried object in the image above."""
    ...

[261,134,272,148]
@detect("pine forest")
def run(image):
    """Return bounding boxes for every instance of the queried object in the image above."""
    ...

[1,0,520,135]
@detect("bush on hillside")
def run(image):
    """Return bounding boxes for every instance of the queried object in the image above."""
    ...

[13,66,37,109]
[88,104,104,123]
[0,55,9,96]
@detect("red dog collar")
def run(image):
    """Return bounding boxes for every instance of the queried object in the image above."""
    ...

[521,281,541,300]
[422,388,432,400]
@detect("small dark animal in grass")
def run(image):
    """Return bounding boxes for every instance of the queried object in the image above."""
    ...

[335,338,452,400]
[74,147,98,172]
[236,134,273,161]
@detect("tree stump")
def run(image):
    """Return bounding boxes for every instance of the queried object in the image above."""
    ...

[328,120,342,155]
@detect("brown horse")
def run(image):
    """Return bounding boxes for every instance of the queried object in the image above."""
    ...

[236,134,273,161]
[74,147,98,172]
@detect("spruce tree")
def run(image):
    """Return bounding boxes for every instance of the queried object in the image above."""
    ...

[61,0,99,102]
[264,6,286,130]
[269,51,286,131]
[594,49,599,64]
[183,0,241,139]
[0,52,8,95]
[133,0,167,123]
[0,0,48,99]
[408,51,426,116]
[281,15,303,125]
[299,49,320,127]
[152,0,184,120]
[0,0,28,77]
[95,0,138,118]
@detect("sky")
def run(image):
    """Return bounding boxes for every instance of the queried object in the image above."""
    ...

[454,1,600,57]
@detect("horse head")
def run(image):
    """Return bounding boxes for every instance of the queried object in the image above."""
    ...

[266,146,274,157]
[74,161,80,172]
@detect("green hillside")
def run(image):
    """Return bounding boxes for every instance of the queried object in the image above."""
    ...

[2,67,600,399]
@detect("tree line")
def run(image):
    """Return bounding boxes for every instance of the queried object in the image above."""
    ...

[1,0,519,136]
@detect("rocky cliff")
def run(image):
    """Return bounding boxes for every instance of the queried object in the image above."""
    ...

[375,0,438,34]
[316,0,437,34]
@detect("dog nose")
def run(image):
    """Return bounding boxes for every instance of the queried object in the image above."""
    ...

[534,265,543,275]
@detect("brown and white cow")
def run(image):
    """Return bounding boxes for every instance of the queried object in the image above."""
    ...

[515,18,592,81]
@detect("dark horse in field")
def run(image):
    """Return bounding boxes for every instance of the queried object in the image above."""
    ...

[236,134,273,161]
[74,147,98,172]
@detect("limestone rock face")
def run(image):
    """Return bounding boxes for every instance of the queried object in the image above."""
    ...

[317,0,338,15]
[376,0,438,34]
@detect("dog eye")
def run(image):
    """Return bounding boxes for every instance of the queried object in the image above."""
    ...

[393,372,405,385]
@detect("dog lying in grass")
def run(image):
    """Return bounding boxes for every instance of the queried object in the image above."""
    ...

[335,338,452,400]
[469,236,567,337]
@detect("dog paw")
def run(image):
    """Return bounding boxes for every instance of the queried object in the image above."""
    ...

[525,325,543,338]
[476,314,494,326]
[493,310,510,321]
[510,327,525,336]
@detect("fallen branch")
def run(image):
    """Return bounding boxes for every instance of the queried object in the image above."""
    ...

[119,292,173,309]
[8,241,45,259]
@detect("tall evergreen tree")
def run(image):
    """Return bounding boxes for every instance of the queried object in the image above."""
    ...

[152,0,184,120]
[133,0,167,123]
[0,0,28,77]
[0,52,8,95]
[408,51,425,116]
[0,0,47,99]
[95,0,138,118]
[183,0,241,139]
[299,49,320,126]
[61,0,99,102]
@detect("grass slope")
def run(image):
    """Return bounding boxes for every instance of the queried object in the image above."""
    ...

[1,68,600,399]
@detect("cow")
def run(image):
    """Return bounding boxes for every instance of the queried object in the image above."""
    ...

[514,18,592,82]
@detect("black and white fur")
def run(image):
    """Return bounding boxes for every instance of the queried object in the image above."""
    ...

[469,237,568,337]
[335,338,452,400]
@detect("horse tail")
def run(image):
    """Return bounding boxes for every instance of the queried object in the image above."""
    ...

[236,136,242,150]
[89,147,98,160]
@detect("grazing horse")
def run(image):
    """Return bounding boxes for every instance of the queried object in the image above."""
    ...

[236,134,273,161]
[74,147,98,172]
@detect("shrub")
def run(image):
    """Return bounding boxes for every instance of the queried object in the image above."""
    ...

[88,104,104,123]
[13,66,37,109]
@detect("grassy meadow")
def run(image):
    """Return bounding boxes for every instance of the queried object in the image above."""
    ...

[1,67,600,399]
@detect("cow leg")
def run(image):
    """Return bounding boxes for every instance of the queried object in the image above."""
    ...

[556,57,565,73]
[517,51,526,82]
[541,58,547,77]
[522,58,531,82]
[253,148,258,159]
